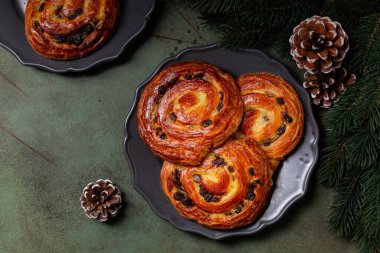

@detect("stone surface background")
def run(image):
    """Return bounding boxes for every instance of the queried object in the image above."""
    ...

[0,2,354,252]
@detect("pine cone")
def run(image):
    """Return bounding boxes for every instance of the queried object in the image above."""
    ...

[304,67,356,108]
[290,16,349,74]
[80,179,122,222]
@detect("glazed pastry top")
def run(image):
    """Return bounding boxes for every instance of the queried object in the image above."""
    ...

[237,72,304,168]
[138,61,243,166]
[160,138,272,229]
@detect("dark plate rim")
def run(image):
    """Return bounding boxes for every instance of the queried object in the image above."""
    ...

[123,44,320,239]
[0,0,156,73]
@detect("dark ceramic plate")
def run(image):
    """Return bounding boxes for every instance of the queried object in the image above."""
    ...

[124,45,319,239]
[0,0,155,73]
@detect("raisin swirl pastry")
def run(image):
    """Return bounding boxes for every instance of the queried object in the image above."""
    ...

[161,138,272,229]
[237,73,304,169]
[25,0,119,60]
[138,61,243,166]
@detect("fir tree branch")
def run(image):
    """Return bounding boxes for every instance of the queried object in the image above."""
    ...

[174,0,322,50]
[323,82,362,136]
[323,78,380,137]
[241,1,322,28]
[346,130,380,168]
[354,166,380,253]
[351,13,380,79]
[273,26,295,62]
[318,137,348,187]
[328,168,364,237]
[325,0,380,33]
[172,0,250,14]
[351,79,380,132]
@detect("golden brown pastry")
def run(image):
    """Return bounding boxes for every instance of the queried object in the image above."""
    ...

[161,138,272,229]
[25,0,119,60]
[137,61,243,166]
[237,73,304,169]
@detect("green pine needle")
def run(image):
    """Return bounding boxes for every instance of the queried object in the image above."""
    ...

[351,79,380,132]
[183,0,248,14]
[351,13,380,79]
[328,168,364,237]
[240,1,322,28]
[325,0,380,33]
[324,78,380,137]
[346,130,380,168]
[354,166,380,253]
[173,0,322,50]
[273,26,294,62]
[318,137,348,187]
[323,83,362,137]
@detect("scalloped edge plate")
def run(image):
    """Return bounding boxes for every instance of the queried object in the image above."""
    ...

[0,0,155,73]
[123,44,319,239]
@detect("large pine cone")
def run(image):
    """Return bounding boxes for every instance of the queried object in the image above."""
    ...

[304,68,356,108]
[290,16,349,74]
[80,179,122,222]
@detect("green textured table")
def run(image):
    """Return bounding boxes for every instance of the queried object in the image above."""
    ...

[0,3,355,253]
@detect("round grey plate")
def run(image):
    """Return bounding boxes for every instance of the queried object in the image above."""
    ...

[0,0,155,73]
[124,45,319,239]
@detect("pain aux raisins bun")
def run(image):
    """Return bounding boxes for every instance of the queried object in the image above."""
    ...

[236,73,304,169]
[137,61,243,166]
[161,138,272,229]
[25,0,119,60]
[137,62,305,229]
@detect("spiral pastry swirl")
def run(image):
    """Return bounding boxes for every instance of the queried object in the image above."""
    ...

[138,61,243,166]
[161,138,272,229]
[25,0,119,59]
[237,73,304,169]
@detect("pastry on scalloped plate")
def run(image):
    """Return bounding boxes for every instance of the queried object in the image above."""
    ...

[25,0,119,60]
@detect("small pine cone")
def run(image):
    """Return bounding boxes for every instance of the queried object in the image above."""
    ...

[304,67,356,108]
[290,16,349,74]
[80,179,122,222]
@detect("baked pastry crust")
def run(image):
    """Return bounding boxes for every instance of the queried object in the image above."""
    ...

[137,61,243,166]
[25,0,119,60]
[161,138,272,229]
[237,73,304,168]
